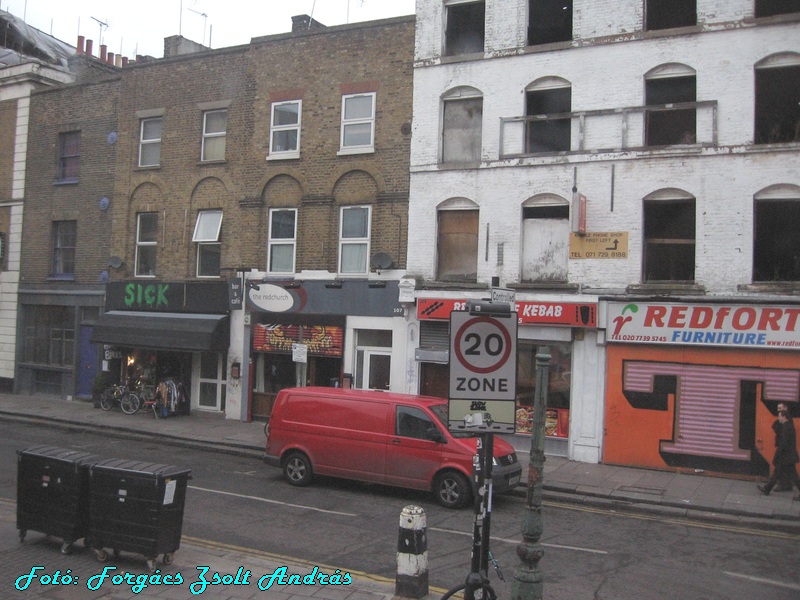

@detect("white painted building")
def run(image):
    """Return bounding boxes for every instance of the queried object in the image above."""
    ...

[407,1,800,471]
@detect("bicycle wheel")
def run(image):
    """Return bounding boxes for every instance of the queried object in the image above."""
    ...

[120,392,141,415]
[99,389,115,411]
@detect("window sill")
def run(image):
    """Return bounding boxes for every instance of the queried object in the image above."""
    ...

[267,152,300,161]
[198,159,227,166]
[135,164,161,171]
[626,283,706,295]
[738,282,800,295]
[337,147,374,157]
[47,275,75,281]
[510,282,580,293]
[53,178,79,186]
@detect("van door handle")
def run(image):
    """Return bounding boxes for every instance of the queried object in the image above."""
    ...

[390,438,401,444]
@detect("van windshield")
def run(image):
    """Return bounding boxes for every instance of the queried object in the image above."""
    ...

[431,403,474,438]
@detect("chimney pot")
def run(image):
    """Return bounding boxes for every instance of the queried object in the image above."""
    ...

[77,35,85,54]
[100,44,107,61]
[107,51,114,64]
[85,39,93,56]
[122,56,128,67]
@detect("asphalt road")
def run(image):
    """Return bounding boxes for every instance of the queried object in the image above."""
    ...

[3,422,800,599]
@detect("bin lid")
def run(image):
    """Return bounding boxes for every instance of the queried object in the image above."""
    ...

[90,458,191,479]
[17,445,100,465]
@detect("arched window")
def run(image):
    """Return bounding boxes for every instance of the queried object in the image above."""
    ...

[442,87,483,164]
[753,185,800,282]
[526,77,572,153]
[642,189,696,282]
[754,53,800,144]
[437,198,479,282]
[644,64,696,146]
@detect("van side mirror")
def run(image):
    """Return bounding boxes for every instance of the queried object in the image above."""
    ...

[426,427,446,443]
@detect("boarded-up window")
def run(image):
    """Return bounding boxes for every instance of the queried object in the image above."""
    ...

[521,204,569,282]
[442,94,483,163]
[437,209,478,282]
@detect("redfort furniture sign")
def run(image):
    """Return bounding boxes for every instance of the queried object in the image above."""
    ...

[607,302,800,349]
[448,310,518,433]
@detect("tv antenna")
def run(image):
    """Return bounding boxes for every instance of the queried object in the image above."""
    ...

[187,7,209,46]
[90,16,108,46]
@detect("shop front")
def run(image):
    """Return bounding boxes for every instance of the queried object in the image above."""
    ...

[245,278,406,420]
[604,300,800,476]
[414,296,601,459]
[90,281,230,413]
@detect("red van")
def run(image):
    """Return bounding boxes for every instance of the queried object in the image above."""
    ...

[263,387,522,508]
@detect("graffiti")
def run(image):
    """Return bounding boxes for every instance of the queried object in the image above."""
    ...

[621,360,800,472]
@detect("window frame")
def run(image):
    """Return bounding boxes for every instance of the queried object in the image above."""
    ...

[642,198,696,283]
[644,66,697,147]
[644,0,696,31]
[201,109,228,162]
[57,131,80,182]
[51,220,77,279]
[135,212,158,278]
[444,0,486,57]
[436,206,479,282]
[525,80,572,153]
[527,0,573,46]
[138,117,163,167]
[441,87,483,164]
[267,208,298,274]
[754,54,800,145]
[753,194,800,282]
[338,205,371,275]
[339,93,376,155]
[269,100,302,160]
[193,210,223,278]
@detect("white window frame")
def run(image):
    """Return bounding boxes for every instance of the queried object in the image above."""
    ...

[193,210,223,278]
[138,117,162,167]
[135,213,158,278]
[268,100,302,160]
[338,92,376,155]
[339,205,371,275]
[267,208,298,274]
[201,109,227,162]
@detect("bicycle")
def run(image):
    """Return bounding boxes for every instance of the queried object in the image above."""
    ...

[100,384,140,415]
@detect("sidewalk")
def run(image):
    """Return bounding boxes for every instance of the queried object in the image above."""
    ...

[0,393,798,597]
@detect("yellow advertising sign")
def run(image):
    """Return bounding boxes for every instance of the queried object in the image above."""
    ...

[569,232,629,259]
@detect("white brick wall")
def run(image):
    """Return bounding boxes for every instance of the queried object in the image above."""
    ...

[409,1,800,295]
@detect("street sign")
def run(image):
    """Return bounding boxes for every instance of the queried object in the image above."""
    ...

[292,343,308,364]
[449,309,517,433]
[569,231,628,259]
[491,287,515,304]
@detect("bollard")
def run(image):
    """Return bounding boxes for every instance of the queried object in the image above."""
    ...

[396,505,428,598]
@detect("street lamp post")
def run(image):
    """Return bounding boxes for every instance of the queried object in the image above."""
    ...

[511,346,550,600]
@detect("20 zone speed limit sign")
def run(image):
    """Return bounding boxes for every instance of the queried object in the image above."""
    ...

[449,311,517,401]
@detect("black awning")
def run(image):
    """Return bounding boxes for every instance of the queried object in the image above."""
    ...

[91,311,229,352]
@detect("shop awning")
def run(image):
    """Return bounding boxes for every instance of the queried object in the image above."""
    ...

[91,311,229,352]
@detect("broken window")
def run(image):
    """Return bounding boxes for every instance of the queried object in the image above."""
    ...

[442,88,483,163]
[645,0,696,31]
[528,0,573,45]
[755,0,800,18]
[437,208,478,282]
[645,67,696,146]
[445,1,485,56]
[521,200,570,282]
[753,198,800,282]
[526,81,571,153]
[643,199,695,282]
[754,57,800,144]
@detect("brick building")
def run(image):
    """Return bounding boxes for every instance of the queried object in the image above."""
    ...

[85,15,415,419]
[406,0,800,473]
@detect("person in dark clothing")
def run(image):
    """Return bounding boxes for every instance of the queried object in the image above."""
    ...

[758,410,800,500]
[772,402,794,491]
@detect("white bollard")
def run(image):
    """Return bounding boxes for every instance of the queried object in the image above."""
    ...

[396,505,428,598]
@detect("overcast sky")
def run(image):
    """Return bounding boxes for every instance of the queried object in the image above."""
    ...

[2,0,416,59]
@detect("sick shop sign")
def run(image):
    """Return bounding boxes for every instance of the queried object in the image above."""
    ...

[607,302,800,349]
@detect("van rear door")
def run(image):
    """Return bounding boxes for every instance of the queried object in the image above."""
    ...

[385,404,444,490]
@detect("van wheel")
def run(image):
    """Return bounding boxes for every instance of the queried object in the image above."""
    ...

[433,471,472,509]
[283,452,313,486]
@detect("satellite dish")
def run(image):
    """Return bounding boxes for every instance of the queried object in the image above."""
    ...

[108,256,123,269]
[370,252,394,271]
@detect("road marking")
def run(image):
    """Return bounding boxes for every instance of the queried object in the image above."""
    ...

[189,485,357,517]
[723,571,800,591]
[428,526,607,555]
[543,500,800,541]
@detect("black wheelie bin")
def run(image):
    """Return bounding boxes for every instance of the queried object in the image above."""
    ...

[87,458,191,571]
[16,445,100,553]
